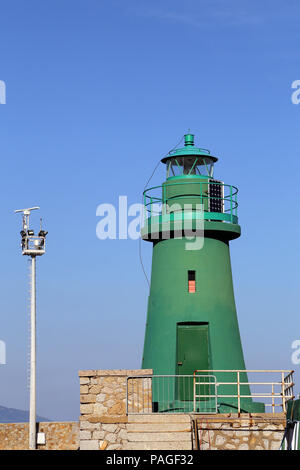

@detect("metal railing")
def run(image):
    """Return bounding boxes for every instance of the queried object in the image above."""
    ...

[126,370,295,415]
[126,375,218,414]
[143,181,238,224]
[193,370,295,414]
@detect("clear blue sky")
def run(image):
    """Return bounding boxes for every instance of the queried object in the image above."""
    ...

[0,0,299,420]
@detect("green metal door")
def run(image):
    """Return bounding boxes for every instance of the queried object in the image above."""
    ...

[177,323,210,401]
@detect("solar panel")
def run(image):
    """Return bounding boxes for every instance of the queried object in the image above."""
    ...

[209,180,223,213]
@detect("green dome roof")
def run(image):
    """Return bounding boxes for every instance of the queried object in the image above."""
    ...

[161,133,218,164]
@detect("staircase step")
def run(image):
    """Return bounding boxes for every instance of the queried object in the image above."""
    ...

[125,441,192,450]
[128,414,191,423]
[127,432,192,442]
[127,423,191,433]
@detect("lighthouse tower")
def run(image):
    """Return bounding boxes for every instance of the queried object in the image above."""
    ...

[141,134,264,413]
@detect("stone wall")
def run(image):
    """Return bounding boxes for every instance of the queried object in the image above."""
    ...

[0,422,79,450]
[79,369,287,451]
[79,369,152,450]
[193,414,285,450]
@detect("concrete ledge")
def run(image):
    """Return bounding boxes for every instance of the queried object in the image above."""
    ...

[125,441,193,450]
[127,423,191,432]
[193,412,286,420]
[127,432,192,442]
[83,415,128,424]
[193,413,286,427]
[79,369,152,377]
[128,414,191,423]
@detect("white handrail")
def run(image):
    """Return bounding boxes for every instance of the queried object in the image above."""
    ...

[126,370,295,415]
[193,369,295,414]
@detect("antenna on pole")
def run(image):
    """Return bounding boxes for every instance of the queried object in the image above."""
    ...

[14,206,48,450]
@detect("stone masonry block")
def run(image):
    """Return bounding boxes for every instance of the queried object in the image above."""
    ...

[79,431,91,440]
[80,404,94,414]
[80,440,99,450]
[80,394,96,404]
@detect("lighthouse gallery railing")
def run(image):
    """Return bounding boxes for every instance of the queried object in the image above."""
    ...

[126,370,294,415]
[143,181,238,224]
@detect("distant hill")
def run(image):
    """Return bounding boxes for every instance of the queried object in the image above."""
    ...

[0,405,49,423]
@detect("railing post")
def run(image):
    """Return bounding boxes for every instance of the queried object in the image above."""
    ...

[272,383,275,414]
[281,371,286,413]
[126,377,128,415]
[133,377,135,414]
[142,376,144,414]
[200,182,202,207]
[193,373,196,412]
[235,192,237,217]
[143,193,146,226]
[237,371,240,414]
[230,185,233,223]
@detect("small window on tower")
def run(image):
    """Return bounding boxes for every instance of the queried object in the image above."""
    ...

[188,270,196,293]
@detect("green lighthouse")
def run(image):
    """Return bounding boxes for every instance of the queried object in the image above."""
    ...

[141,133,264,413]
